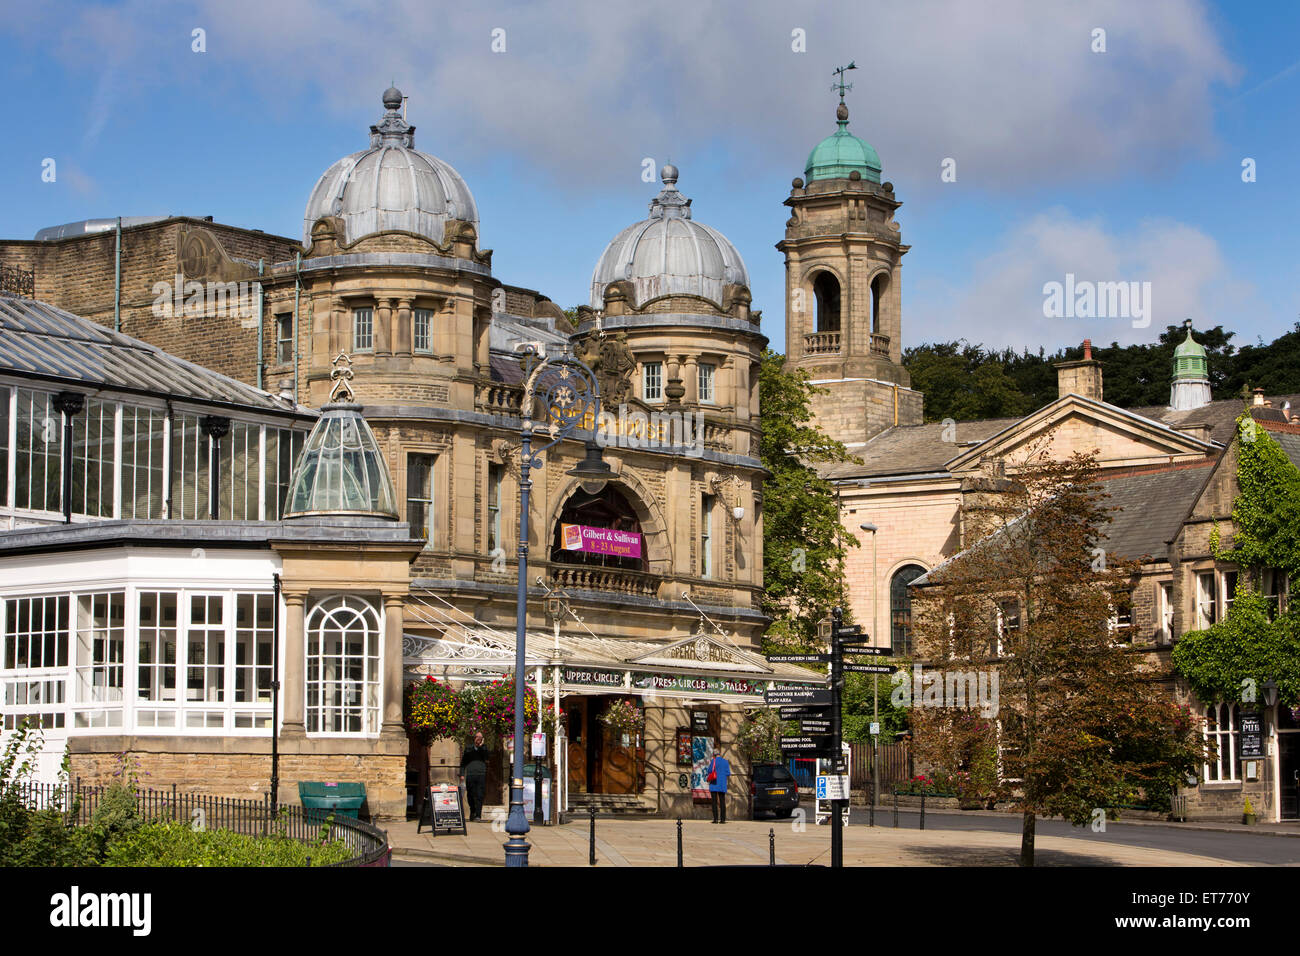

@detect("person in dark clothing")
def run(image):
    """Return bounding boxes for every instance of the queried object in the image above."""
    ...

[708,747,731,823]
[460,731,490,821]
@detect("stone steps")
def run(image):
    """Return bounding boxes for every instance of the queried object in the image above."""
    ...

[569,793,658,816]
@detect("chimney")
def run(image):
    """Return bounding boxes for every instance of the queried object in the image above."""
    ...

[1054,339,1104,402]
[1253,387,1265,407]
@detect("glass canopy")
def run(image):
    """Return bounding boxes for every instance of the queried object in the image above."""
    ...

[282,404,398,519]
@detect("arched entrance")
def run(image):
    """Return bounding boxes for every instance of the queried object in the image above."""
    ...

[550,485,646,572]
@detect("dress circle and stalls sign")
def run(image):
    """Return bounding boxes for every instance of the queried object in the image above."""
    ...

[562,523,642,559]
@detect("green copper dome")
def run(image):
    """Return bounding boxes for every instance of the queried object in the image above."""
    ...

[805,103,881,183]
[1173,324,1208,381]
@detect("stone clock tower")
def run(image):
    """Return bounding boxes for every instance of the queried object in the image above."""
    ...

[778,75,923,448]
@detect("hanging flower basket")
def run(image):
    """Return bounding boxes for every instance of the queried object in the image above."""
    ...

[600,699,645,738]
[462,678,539,744]
[404,677,466,743]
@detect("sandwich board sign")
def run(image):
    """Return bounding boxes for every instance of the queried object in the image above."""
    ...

[419,783,467,836]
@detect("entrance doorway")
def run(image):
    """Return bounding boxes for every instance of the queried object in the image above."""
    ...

[1279,732,1300,820]
[565,695,643,795]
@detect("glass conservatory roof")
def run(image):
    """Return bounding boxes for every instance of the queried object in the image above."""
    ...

[282,403,398,519]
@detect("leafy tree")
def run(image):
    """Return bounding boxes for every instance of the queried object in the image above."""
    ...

[1173,416,1300,705]
[909,446,1203,865]
[842,672,910,741]
[759,348,859,650]
[904,323,1300,423]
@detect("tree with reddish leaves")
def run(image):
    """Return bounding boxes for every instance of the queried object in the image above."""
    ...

[908,445,1203,865]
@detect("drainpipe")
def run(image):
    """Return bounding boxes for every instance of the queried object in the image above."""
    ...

[292,253,301,404]
[893,384,898,426]
[113,217,122,332]
[256,258,265,391]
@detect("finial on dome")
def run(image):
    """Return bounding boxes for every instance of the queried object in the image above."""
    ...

[383,85,403,111]
[329,351,356,403]
[661,163,679,185]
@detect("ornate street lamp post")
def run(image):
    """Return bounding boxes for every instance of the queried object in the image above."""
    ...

[504,347,611,867]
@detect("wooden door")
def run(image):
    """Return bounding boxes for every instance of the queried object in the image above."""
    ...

[567,697,588,794]
[600,720,637,794]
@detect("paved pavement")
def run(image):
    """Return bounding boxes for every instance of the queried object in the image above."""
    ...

[387,812,1247,867]
[850,806,1300,865]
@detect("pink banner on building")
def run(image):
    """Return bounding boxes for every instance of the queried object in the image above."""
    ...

[561,523,642,559]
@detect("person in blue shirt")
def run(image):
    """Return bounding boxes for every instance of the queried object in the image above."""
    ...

[708,747,731,823]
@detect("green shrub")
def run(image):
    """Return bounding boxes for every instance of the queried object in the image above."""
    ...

[103,820,353,867]
[5,809,99,867]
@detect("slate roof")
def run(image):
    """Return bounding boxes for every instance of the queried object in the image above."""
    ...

[1096,463,1217,561]
[1267,428,1300,469]
[0,294,311,418]
[1128,396,1300,446]
[825,418,1022,480]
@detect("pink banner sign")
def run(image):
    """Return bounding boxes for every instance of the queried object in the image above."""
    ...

[561,523,642,559]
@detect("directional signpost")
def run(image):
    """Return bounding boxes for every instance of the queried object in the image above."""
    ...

[843,663,896,674]
[779,705,831,720]
[764,685,833,707]
[767,624,895,866]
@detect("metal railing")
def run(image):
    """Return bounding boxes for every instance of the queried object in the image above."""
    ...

[0,265,34,298]
[10,780,390,867]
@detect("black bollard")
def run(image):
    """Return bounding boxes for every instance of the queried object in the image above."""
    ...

[869,781,875,828]
[589,805,597,866]
[920,791,926,830]
[769,827,775,866]
[893,789,899,828]
[677,818,683,868]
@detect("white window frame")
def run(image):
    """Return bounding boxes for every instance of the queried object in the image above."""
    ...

[1196,571,1217,629]
[700,493,714,578]
[698,362,716,405]
[2,586,279,738]
[353,307,374,353]
[275,314,294,365]
[1158,581,1174,643]
[305,595,382,737]
[642,362,663,403]
[1203,702,1240,783]
[413,308,433,354]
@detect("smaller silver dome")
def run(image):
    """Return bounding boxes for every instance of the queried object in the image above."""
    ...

[590,165,748,310]
[303,89,479,249]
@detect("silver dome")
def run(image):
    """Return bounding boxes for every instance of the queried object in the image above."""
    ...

[303,88,479,249]
[590,166,748,310]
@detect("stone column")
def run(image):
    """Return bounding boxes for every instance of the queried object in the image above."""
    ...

[395,297,413,357]
[328,297,347,360]
[281,591,307,739]
[382,594,406,740]
[682,355,699,405]
[375,297,393,357]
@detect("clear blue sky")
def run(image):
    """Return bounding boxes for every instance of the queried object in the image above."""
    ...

[2,0,1296,355]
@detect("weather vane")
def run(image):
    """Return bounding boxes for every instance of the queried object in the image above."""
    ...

[831,62,857,103]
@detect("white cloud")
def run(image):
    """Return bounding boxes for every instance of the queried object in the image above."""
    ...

[912,208,1261,351]
[22,0,1238,192]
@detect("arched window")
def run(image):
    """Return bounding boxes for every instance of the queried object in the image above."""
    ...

[871,274,887,334]
[890,564,927,656]
[813,272,841,334]
[305,595,381,734]
[551,485,646,572]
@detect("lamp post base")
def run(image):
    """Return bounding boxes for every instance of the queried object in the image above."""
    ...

[503,783,531,867]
